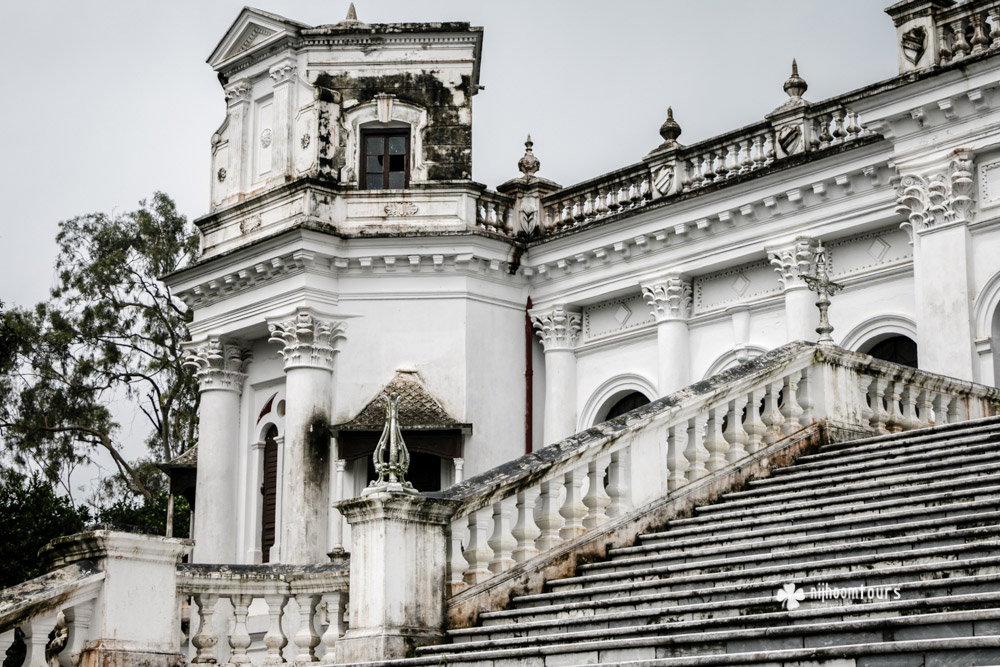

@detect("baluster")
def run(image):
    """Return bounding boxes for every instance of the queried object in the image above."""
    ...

[639,178,651,204]
[716,147,731,180]
[534,478,564,551]
[227,594,252,665]
[705,404,729,472]
[740,139,753,173]
[990,8,1000,49]
[724,395,750,464]
[605,449,631,517]
[192,594,219,664]
[595,189,609,217]
[846,110,862,142]
[744,387,767,453]
[809,118,822,152]
[857,374,875,429]
[949,395,965,423]
[23,612,60,667]
[582,458,611,529]
[582,195,593,222]
[559,468,587,541]
[65,599,95,663]
[761,381,786,444]
[972,12,989,53]
[294,594,320,662]
[780,371,805,434]
[918,388,935,428]
[447,519,469,595]
[752,135,765,168]
[934,393,953,425]
[901,385,921,431]
[666,424,689,491]
[319,591,347,665]
[953,19,971,59]
[798,366,815,424]
[487,499,515,574]
[511,488,541,562]
[831,110,846,144]
[818,114,833,148]
[463,509,493,584]
[702,154,716,184]
[885,381,905,433]
[870,378,889,433]
[263,594,288,665]
[476,202,486,228]
[938,24,953,63]
[684,412,710,481]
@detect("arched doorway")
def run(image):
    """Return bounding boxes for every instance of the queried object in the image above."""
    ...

[600,391,652,422]
[860,334,918,368]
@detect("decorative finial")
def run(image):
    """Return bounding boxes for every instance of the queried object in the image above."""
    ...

[658,106,682,146]
[346,2,358,21]
[802,241,844,345]
[783,58,808,99]
[364,392,418,495]
[518,134,540,179]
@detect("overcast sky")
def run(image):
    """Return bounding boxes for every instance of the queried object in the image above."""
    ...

[0,0,897,310]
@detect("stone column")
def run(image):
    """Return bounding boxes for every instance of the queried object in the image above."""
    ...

[223,79,252,196]
[642,275,693,395]
[530,305,582,444]
[269,59,296,179]
[896,152,977,380]
[334,493,459,662]
[185,338,251,563]
[268,310,346,564]
[768,238,819,343]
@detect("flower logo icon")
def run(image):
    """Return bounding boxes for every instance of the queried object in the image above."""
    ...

[776,582,805,610]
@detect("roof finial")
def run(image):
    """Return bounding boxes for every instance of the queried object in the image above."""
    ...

[364,393,418,495]
[346,2,358,21]
[518,134,540,179]
[783,58,808,99]
[658,106,682,146]
[802,241,844,345]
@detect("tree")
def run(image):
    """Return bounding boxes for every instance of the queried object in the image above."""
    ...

[0,193,199,499]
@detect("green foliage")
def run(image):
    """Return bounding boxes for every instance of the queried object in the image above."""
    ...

[97,491,191,540]
[0,193,199,498]
[0,468,90,588]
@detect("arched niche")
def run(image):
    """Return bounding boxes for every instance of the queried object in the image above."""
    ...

[839,314,918,353]
[579,374,657,430]
[702,345,768,380]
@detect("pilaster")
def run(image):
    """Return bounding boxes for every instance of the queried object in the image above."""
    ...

[269,59,297,181]
[223,79,252,200]
[641,275,692,395]
[530,305,582,444]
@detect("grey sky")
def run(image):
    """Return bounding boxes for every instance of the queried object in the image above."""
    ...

[0,0,896,310]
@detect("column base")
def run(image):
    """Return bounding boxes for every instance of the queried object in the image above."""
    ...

[334,627,443,662]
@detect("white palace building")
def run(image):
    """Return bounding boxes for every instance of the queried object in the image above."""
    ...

[7,2,1000,666]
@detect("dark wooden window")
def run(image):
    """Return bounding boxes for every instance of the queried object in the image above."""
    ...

[261,425,278,562]
[362,131,409,189]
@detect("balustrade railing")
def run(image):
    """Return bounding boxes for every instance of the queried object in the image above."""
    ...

[474,190,515,236]
[436,341,1000,596]
[934,0,1000,66]
[177,563,349,666]
[542,169,653,232]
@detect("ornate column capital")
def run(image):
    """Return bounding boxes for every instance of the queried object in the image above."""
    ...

[185,337,252,393]
[641,275,692,322]
[269,59,297,85]
[224,79,252,106]
[895,150,976,238]
[268,311,347,371]
[530,305,582,351]
[767,238,817,290]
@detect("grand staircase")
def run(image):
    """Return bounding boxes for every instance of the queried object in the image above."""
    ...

[390,417,1000,666]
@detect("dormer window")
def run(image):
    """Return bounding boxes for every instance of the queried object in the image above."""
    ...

[363,130,409,189]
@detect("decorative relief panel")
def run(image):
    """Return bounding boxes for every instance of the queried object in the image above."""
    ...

[824,226,912,279]
[583,294,655,341]
[979,158,1000,208]
[694,260,781,313]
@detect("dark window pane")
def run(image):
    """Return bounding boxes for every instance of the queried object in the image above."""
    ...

[367,155,383,172]
[366,136,384,155]
[388,172,405,189]
[389,154,405,172]
[388,136,406,155]
[366,174,384,189]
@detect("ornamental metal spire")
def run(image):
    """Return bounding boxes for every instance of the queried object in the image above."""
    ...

[802,241,844,345]
[364,392,418,495]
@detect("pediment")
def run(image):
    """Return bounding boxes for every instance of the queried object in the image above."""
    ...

[208,8,309,70]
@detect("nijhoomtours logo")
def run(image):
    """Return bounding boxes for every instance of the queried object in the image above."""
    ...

[775,582,901,610]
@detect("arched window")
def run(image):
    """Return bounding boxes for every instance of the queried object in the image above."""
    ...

[861,334,918,368]
[603,391,651,421]
[261,424,278,563]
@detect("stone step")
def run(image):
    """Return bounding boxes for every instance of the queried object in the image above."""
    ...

[707,458,1000,511]
[612,509,1000,562]
[547,538,1000,593]
[511,552,1000,609]
[639,496,1000,545]
[579,523,1000,577]
[454,587,1000,643]
[480,569,1000,628]
[416,608,1000,665]
[744,440,999,490]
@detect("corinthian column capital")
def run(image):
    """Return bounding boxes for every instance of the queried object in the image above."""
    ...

[895,150,976,238]
[184,337,253,393]
[641,275,692,322]
[268,310,347,371]
[530,305,582,351]
[767,238,817,290]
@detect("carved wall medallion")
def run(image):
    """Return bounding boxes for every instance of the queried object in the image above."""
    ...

[902,26,926,65]
[653,165,673,195]
[239,214,262,235]
[300,133,311,149]
[384,202,419,217]
[777,125,801,154]
[217,168,227,182]
[260,128,273,149]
